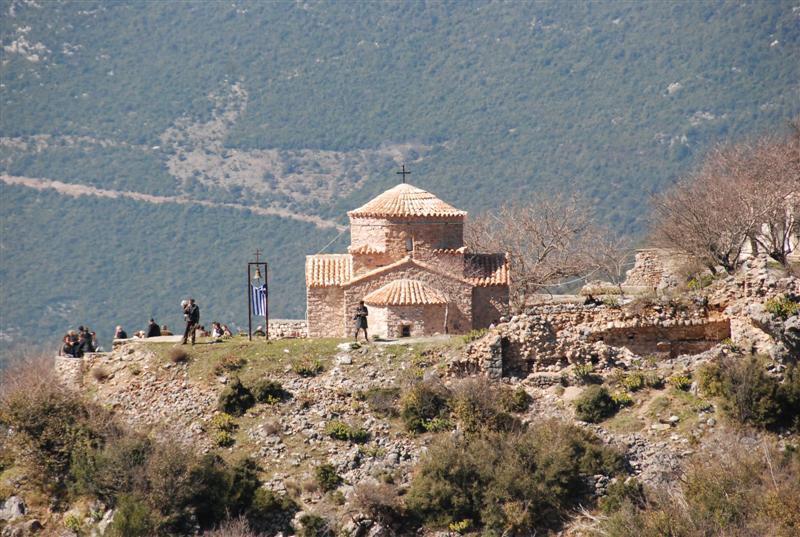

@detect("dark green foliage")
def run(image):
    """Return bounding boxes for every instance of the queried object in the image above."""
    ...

[251,379,287,403]
[700,358,800,431]
[107,495,156,537]
[400,380,451,433]
[499,386,532,413]
[314,463,343,492]
[298,514,332,537]
[574,385,619,423]
[406,419,624,535]
[247,489,299,535]
[218,378,256,417]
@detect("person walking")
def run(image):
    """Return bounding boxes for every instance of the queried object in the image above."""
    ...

[353,300,369,342]
[182,298,200,345]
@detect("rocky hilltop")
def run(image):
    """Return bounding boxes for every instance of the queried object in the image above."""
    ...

[2,256,799,537]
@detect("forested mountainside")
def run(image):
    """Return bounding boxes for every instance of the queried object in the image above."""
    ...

[1,0,798,351]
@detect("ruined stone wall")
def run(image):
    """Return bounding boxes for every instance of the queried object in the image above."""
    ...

[623,248,693,293]
[268,319,307,338]
[591,320,731,358]
[472,286,509,329]
[306,286,345,338]
[55,355,85,388]
[349,217,464,259]
[344,266,473,336]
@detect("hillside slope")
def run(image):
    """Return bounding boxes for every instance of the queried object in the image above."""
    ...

[1,0,798,350]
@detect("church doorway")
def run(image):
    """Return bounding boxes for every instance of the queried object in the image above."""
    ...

[400,325,411,338]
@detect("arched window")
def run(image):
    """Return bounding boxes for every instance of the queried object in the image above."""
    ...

[405,236,414,252]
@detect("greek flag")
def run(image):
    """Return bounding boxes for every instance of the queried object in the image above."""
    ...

[251,283,268,316]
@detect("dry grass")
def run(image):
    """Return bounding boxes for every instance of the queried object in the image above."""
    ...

[91,365,111,382]
[168,346,190,364]
[196,517,260,537]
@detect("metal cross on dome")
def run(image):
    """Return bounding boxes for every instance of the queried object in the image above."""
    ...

[396,164,411,183]
[252,248,262,263]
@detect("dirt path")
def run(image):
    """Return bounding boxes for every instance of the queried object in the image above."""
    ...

[1,174,346,231]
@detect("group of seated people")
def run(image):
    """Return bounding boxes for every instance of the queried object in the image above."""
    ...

[114,319,174,340]
[59,326,100,357]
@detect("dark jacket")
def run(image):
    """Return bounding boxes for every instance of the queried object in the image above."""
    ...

[115,330,128,339]
[185,304,200,324]
[354,305,368,329]
[146,322,161,338]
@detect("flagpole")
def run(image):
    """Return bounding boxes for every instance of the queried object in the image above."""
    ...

[247,262,253,341]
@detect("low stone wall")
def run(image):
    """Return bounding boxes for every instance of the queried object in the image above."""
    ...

[622,248,693,293]
[54,355,84,388]
[268,319,307,339]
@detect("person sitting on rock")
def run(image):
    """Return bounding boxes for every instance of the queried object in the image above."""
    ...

[222,324,233,337]
[60,334,76,357]
[145,318,161,338]
[160,325,173,336]
[114,326,128,339]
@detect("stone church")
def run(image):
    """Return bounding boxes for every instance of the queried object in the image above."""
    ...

[306,183,509,338]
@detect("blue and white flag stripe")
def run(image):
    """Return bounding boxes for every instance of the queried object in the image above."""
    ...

[251,284,268,316]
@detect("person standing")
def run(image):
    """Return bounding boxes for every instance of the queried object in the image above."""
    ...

[353,300,369,342]
[182,298,200,345]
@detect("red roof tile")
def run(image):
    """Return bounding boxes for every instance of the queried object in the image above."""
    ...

[348,183,467,219]
[363,279,448,306]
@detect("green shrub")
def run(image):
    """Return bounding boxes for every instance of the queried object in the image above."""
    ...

[500,386,532,413]
[406,419,624,534]
[211,413,238,433]
[247,489,298,535]
[293,358,324,377]
[611,391,634,407]
[324,420,369,443]
[599,478,645,514]
[643,371,665,389]
[764,294,800,319]
[357,387,401,417]
[218,378,256,416]
[400,380,451,433]
[298,513,332,537]
[603,295,620,307]
[704,358,800,431]
[251,379,287,403]
[667,374,692,391]
[214,430,235,447]
[574,385,618,423]
[107,494,156,537]
[314,463,342,492]
[597,444,800,536]
[462,328,488,344]
[621,372,645,392]
[64,513,83,533]
[573,362,595,385]
[451,378,521,433]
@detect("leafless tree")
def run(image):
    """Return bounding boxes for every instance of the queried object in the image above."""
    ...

[465,194,597,309]
[651,124,800,273]
[584,228,636,294]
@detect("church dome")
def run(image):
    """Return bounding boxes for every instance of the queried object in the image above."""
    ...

[348,183,467,219]
[363,279,448,306]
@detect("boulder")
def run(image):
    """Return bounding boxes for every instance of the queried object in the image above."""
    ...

[0,496,26,522]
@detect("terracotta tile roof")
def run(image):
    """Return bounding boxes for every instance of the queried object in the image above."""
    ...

[348,244,387,255]
[465,253,509,286]
[348,183,467,219]
[364,279,448,306]
[306,254,352,288]
[432,247,467,255]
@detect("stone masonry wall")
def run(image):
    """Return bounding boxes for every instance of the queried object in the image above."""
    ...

[307,286,345,338]
[344,265,473,337]
[622,248,693,293]
[472,286,509,329]
[383,303,449,338]
[268,319,307,338]
[55,355,85,388]
[349,217,464,259]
